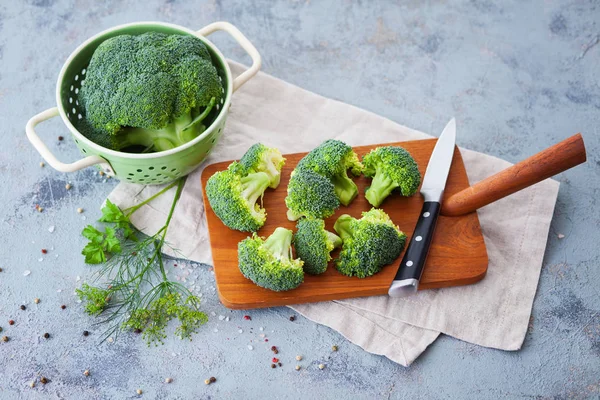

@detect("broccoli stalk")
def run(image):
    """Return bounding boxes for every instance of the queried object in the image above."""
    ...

[326,231,343,249]
[120,97,216,152]
[332,214,354,241]
[364,173,396,209]
[240,172,271,222]
[238,228,304,292]
[331,173,360,206]
[262,227,294,261]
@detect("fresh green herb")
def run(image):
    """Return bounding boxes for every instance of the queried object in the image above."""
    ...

[77,178,208,345]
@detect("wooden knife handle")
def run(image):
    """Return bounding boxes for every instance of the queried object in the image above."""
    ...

[441,133,586,217]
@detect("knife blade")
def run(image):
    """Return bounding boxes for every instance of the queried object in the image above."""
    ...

[388,118,457,297]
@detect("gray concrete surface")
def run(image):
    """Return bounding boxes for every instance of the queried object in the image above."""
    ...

[1,0,599,398]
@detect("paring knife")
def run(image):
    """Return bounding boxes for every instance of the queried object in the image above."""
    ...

[388,118,457,297]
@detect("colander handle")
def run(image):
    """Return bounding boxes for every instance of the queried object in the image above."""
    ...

[197,22,261,92]
[26,107,107,172]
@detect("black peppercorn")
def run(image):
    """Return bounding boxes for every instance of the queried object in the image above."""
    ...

[43,333,50,339]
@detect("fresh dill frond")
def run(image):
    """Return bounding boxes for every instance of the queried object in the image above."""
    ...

[77,178,208,345]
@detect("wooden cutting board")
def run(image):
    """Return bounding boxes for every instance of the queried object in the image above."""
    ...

[200,139,488,309]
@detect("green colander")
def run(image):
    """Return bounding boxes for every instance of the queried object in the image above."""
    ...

[26,21,261,185]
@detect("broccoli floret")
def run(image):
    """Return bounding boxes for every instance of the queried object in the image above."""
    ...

[240,143,286,189]
[362,146,421,207]
[294,217,342,275]
[237,227,304,291]
[295,139,363,206]
[205,162,271,232]
[79,32,223,153]
[285,168,340,221]
[333,209,407,278]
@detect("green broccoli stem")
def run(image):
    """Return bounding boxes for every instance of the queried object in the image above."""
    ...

[240,172,271,219]
[333,214,355,242]
[331,174,359,206]
[263,227,294,261]
[365,171,398,208]
[119,97,217,152]
[286,209,303,222]
[326,230,343,249]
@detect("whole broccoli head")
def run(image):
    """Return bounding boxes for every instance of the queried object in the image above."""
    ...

[79,32,224,152]
[333,209,407,278]
[295,139,363,206]
[238,227,304,291]
[294,217,342,275]
[240,143,286,189]
[362,146,421,207]
[285,168,341,221]
[206,162,271,232]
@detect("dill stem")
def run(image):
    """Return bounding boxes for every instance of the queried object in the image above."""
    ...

[124,180,179,217]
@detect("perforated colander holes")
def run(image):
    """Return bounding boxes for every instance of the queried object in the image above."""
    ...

[124,165,180,183]
[67,67,86,121]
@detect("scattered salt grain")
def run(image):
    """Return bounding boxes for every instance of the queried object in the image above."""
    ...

[108,337,114,343]
[225,317,230,322]
[238,329,243,334]
[247,345,253,350]
[211,312,216,316]
[218,315,225,321]
[48,226,55,233]
[259,327,264,331]
[23,270,31,276]
[57,289,62,293]
[213,328,218,333]
[558,233,565,239]
[76,276,81,281]
[38,258,43,262]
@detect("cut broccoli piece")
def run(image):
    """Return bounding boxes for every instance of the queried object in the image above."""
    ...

[239,143,286,189]
[295,139,363,206]
[362,146,421,207]
[79,32,224,153]
[205,162,271,232]
[237,227,304,291]
[294,217,342,275]
[333,209,407,278]
[285,168,340,221]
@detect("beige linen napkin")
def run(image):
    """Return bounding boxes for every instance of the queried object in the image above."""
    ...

[109,61,559,366]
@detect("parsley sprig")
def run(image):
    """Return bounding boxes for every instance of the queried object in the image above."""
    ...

[76,178,208,345]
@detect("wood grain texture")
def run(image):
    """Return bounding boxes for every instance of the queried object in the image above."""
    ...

[442,134,587,216]
[200,139,488,309]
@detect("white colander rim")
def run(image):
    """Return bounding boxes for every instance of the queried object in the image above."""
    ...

[55,21,233,159]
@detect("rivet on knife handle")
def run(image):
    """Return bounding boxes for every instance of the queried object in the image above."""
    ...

[388,201,441,297]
